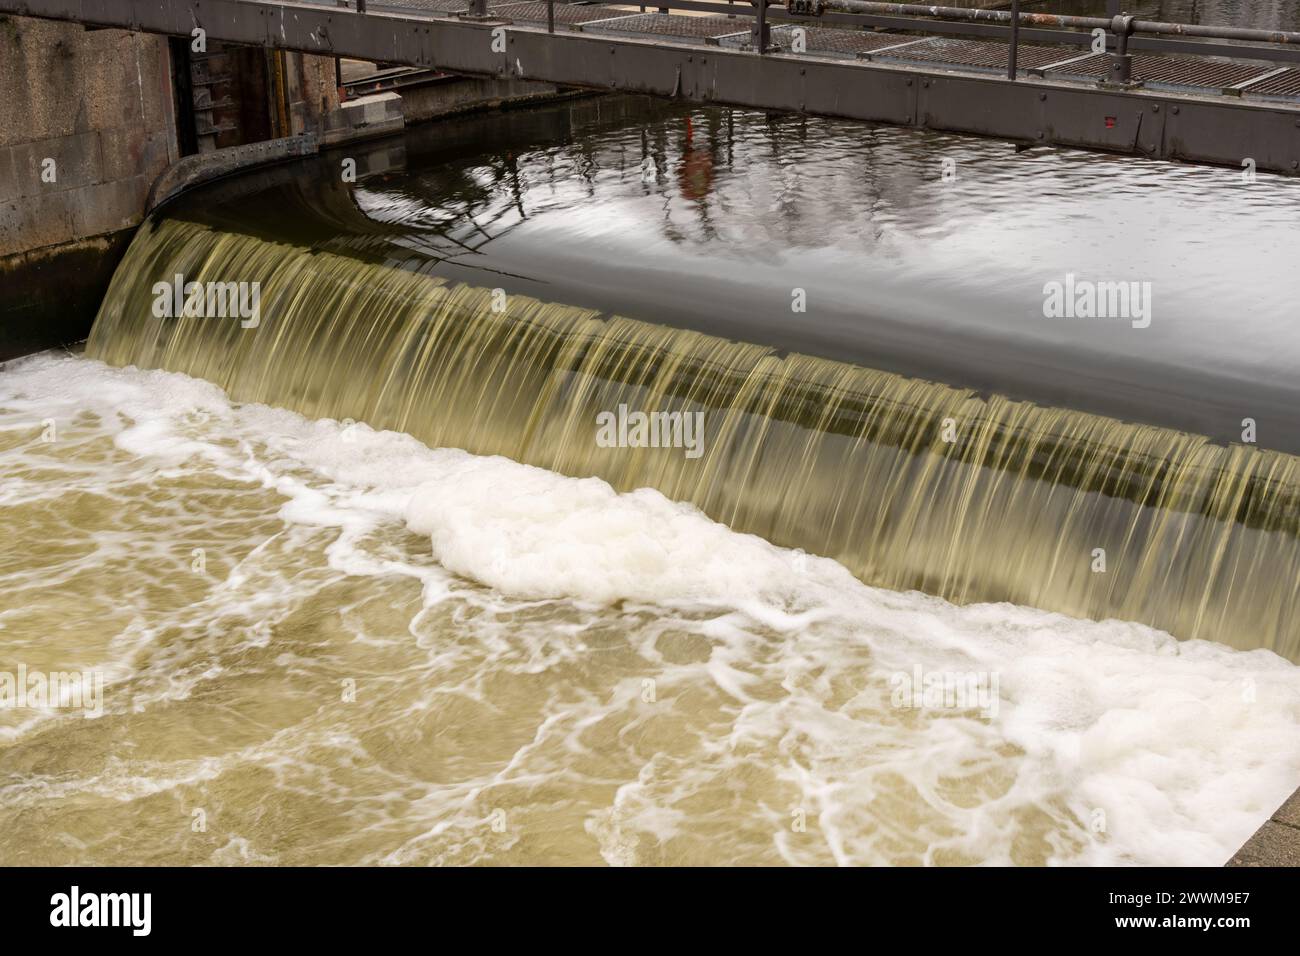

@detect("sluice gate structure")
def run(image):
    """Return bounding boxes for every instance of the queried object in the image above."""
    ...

[4,0,1300,174]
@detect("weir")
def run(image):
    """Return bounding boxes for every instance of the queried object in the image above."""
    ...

[87,213,1300,661]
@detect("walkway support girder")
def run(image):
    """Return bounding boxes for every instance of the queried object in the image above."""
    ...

[5,0,1300,174]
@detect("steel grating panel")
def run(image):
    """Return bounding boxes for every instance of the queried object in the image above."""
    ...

[1131,56,1272,90]
[793,25,917,56]
[1241,67,1300,98]
[1047,52,1275,91]
[492,2,628,25]
[1028,51,1103,76]
[579,13,749,41]
[719,27,938,56]
[871,37,1084,73]
[372,0,475,13]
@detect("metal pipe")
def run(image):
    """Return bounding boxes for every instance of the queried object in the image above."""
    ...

[815,1,1111,30]
[1109,13,1134,83]
[813,1,1300,46]
[547,0,554,33]
[1131,19,1300,45]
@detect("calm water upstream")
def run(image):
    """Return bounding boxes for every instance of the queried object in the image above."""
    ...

[179,94,1300,450]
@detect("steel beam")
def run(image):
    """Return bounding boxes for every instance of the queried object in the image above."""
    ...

[3,0,1299,174]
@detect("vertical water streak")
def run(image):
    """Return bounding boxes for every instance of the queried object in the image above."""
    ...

[87,219,1300,659]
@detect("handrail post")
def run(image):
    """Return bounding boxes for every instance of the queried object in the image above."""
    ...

[1007,0,1019,80]
[1108,14,1135,84]
[753,0,770,53]
[547,0,554,32]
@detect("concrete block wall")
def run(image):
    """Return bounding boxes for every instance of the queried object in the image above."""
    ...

[0,16,180,358]
[399,78,563,125]
[323,92,405,146]
[0,16,178,259]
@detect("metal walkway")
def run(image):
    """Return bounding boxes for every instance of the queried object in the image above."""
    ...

[376,1,1300,100]
[6,0,1300,173]
[358,0,1300,96]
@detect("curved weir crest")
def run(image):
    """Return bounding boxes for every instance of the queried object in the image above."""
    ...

[88,216,1300,661]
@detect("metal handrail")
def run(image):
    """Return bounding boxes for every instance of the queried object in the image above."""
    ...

[1008,0,1019,80]
[348,0,1300,66]
[795,1,1108,30]
[808,1,1300,46]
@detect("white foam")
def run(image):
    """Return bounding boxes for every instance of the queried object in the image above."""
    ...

[3,352,1299,866]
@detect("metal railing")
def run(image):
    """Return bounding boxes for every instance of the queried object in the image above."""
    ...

[349,0,1300,74]
[790,0,1300,69]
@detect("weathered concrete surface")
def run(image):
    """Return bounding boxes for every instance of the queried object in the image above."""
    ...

[0,15,179,358]
[0,232,134,360]
[1227,788,1300,866]
[0,17,350,358]
[399,77,566,124]
[148,133,320,211]
[324,79,585,143]
[323,92,405,145]
[0,16,178,257]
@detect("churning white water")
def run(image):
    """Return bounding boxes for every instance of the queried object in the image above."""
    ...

[1,353,1297,865]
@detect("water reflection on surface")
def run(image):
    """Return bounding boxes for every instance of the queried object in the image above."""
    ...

[185,94,1300,451]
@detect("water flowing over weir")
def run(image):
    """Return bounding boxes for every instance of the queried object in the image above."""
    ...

[85,216,1300,661]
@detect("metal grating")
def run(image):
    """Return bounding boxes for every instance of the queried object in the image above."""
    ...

[718,25,935,55]
[1240,67,1300,98]
[794,25,916,56]
[715,24,764,50]
[317,2,1300,104]
[1141,58,1275,89]
[1029,51,1103,77]
[373,0,475,13]
[492,2,627,24]
[871,37,1084,73]
[579,13,750,41]
[1046,52,1275,91]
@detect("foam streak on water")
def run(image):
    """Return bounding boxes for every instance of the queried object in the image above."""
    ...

[1,354,1297,866]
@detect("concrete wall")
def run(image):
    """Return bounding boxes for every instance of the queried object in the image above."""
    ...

[0,17,178,257]
[0,19,338,359]
[399,78,565,125]
[1228,788,1300,865]
[1,15,179,358]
